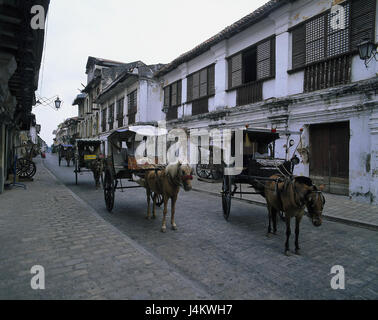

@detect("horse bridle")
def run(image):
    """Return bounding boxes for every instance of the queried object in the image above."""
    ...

[306,190,325,216]
[167,170,193,187]
[292,180,325,211]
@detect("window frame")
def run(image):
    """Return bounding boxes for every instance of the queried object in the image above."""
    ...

[127,90,138,125]
[186,64,215,104]
[101,107,107,132]
[163,79,182,108]
[226,35,276,91]
[288,0,376,74]
[116,97,124,127]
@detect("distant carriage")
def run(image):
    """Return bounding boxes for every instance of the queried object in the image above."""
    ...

[58,144,74,167]
[74,139,104,187]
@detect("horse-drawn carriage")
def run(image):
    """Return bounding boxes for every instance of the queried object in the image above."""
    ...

[74,139,104,186]
[221,127,301,220]
[103,126,165,212]
[58,144,75,167]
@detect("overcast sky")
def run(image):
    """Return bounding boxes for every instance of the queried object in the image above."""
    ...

[34,0,269,145]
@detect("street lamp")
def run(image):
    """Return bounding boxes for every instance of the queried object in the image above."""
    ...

[34,94,63,110]
[54,97,62,109]
[357,38,377,68]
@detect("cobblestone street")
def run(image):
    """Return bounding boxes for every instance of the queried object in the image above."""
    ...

[0,154,377,300]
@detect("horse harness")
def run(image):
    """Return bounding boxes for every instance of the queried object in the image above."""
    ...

[275,176,319,212]
[167,170,193,188]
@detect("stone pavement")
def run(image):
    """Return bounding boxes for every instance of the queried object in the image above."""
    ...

[192,177,378,230]
[0,159,210,300]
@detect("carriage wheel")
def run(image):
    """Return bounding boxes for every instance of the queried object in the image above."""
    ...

[104,169,115,213]
[196,164,211,179]
[222,174,232,221]
[16,158,36,179]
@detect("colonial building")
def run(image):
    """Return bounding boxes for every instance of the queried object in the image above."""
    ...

[0,0,50,193]
[72,57,165,154]
[94,62,165,140]
[154,0,378,204]
[53,117,80,145]
[79,57,137,140]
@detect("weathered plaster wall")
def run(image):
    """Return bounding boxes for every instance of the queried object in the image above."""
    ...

[349,115,372,203]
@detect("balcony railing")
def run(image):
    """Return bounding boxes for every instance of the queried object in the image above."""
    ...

[304,54,352,92]
[236,81,263,106]
[192,98,209,116]
[166,107,178,121]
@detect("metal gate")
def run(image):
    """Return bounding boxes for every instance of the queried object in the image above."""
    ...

[309,122,350,195]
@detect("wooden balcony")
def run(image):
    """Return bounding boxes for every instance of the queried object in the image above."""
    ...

[166,107,178,121]
[192,98,209,116]
[304,55,352,92]
[236,81,263,106]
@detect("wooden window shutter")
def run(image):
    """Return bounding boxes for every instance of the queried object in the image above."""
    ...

[177,80,182,105]
[133,91,137,113]
[270,37,275,77]
[305,14,326,64]
[292,24,306,69]
[128,91,137,114]
[229,54,242,88]
[164,86,170,106]
[351,0,376,52]
[171,82,177,106]
[199,69,208,97]
[192,72,200,100]
[257,39,272,80]
[208,65,215,95]
[327,2,350,58]
[187,75,193,102]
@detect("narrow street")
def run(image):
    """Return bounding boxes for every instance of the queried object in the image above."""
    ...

[1,0,378,304]
[25,153,377,299]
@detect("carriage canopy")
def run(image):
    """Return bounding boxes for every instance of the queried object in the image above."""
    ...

[108,125,168,143]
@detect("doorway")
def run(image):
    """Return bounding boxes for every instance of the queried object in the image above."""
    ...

[309,121,350,195]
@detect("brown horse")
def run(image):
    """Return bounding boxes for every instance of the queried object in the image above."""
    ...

[134,161,194,232]
[265,175,325,255]
[90,158,103,189]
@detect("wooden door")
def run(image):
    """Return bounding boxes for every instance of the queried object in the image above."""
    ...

[310,122,350,195]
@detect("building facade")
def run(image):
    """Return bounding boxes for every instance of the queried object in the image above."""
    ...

[53,117,80,146]
[72,57,165,153]
[0,0,50,193]
[95,63,165,140]
[154,0,378,204]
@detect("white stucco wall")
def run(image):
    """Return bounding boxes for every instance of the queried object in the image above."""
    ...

[160,0,377,119]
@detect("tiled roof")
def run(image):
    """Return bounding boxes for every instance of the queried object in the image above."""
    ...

[85,56,128,73]
[72,93,87,106]
[97,63,167,102]
[155,0,288,77]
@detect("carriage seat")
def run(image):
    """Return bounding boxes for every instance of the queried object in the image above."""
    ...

[113,148,128,169]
